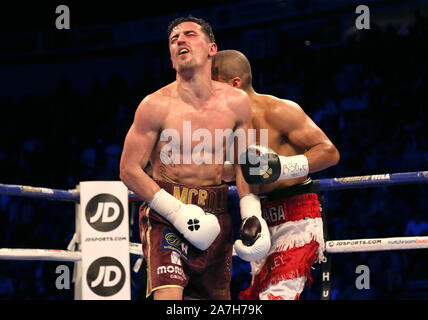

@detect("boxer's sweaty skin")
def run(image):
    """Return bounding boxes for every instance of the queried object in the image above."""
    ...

[120,21,257,301]
[212,50,340,194]
[246,94,322,193]
[148,80,250,186]
[212,49,339,300]
[120,22,253,204]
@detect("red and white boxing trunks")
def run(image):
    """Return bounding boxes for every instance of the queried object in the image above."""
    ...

[240,179,325,300]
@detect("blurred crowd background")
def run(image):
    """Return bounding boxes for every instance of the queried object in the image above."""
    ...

[0,0,427,300]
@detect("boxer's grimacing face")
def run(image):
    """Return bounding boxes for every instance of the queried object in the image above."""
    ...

[169,22,217,72]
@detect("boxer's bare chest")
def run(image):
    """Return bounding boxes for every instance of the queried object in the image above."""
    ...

[159,97,237,153]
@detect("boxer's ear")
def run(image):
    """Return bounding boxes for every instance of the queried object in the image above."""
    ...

[208,42,217,57]
[231,77,242,89]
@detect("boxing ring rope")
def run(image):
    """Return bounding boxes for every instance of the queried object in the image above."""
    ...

[0,248,82,262]
[2,171,427,201]
[0,243,144,262]
[0,170,427,262]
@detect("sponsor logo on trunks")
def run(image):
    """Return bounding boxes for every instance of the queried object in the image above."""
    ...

[171,251,182,266]
[161,228,189,261]
[173,186,208,206]
[262,205,286,224]
[85,194,124,232]
[86,257,126,297]
[165,232,181,247]
[157,264,186,281]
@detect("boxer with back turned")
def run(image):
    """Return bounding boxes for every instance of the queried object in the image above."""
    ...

[212,49,340,300]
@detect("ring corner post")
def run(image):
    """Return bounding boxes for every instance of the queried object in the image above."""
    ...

[315,180,332,300]
[79,181,131,300]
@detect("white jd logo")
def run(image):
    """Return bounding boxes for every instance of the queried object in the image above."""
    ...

[86,194,124,232]
[91,265,122,288]
[90,202,121,223]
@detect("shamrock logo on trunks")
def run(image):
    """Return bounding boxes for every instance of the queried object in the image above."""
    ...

[187,218,200,231]
[260,165,273,179]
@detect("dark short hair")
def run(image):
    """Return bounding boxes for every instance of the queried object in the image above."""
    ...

[167,16,215,43]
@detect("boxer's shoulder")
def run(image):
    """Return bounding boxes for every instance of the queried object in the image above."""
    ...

[131,95,172,132]
[255,95,301,113]
[149,83,178,103]
[212,80,248,103]
[222,85,252,121]
[137,84,177,115]
[260,96,304,125]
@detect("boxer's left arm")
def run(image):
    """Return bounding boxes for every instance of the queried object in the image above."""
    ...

[229,89,270,262]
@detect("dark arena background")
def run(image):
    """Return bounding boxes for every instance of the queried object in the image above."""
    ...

[0,0,427,301]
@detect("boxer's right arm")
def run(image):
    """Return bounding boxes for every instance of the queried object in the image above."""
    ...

[120,95,162,201]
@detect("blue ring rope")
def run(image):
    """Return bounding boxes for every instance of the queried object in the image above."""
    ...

[1,171,427,202]
[0,184,79,202]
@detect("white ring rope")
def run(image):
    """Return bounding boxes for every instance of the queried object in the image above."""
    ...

[1,235,428,262]
[326,236,428,253]
[0,243,142,262]
[0,248,81,262]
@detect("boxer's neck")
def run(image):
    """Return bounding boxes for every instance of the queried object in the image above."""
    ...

[176,68,214,107]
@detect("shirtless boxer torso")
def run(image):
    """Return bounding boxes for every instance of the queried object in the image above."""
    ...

[120,19,270,300]
[212,49,340,300]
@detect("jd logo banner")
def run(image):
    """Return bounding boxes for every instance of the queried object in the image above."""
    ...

[85,194,124,232]
[86,257,126,297]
